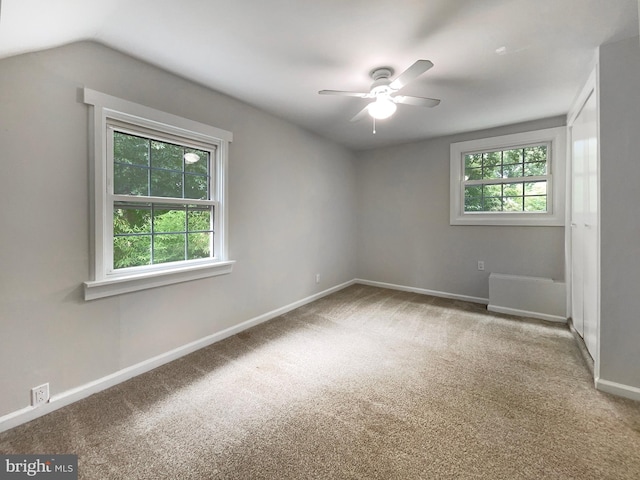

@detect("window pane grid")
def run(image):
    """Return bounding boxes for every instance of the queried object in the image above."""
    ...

[463,144,549,213]
[465,181,547,212]
[112,127,216,270]
[114,131,212,201]
[114,202,214,268]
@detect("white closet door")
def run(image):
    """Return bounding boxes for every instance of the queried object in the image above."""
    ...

[581,91,598,357]
[570,89,598,358]
[571,117,586,336]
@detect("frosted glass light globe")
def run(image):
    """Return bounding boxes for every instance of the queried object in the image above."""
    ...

[368,97,397,119]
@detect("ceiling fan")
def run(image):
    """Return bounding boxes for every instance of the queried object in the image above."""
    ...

[319,59,440,123]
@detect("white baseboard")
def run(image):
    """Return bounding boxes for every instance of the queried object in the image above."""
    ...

[0,280,355,433]
[595,377,640,402]
[354,279,489,305]
[487,305,567,323]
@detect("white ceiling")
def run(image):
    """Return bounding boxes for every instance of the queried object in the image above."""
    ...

[1,0,638,151]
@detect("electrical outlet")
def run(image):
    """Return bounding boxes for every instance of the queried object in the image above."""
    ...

[315,273,321,284]
[477,261,485,271]
[31,383,49,407]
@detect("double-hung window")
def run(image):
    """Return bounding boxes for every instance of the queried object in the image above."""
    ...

[450,127,566,226]
[110,127,216,269]
[83,89,234,300]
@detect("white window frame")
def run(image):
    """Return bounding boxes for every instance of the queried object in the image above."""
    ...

[450,127,566,226]
[83,88,234,300]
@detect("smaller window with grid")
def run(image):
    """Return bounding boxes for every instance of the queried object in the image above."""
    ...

[450,128,565,226]
[463,144,549,214]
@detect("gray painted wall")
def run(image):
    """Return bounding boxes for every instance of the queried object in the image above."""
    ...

[355,118,566,300]
[0,42,357,417]
[3,37,637,423]
[599,35,640,389]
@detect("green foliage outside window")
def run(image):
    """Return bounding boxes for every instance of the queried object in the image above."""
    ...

[113,205,212,269]
[112,131,214,269]
[463,145,548,213]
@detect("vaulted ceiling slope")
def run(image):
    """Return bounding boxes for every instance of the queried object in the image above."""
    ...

[1,0,638,150]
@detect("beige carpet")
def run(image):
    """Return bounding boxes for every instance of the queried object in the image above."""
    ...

[1,285,639,479]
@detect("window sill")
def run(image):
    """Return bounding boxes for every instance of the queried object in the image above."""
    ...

[450,213,564,226]
[84,260,235,300]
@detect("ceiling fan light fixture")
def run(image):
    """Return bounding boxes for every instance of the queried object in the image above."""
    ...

[319,60,439,124]
[368,97,397,120]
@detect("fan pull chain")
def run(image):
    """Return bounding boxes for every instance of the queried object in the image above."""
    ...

[373,117,376,134]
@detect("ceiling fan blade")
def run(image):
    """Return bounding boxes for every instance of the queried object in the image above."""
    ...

[350,105,370,122]
[318,90,370,97]
[389,60,434,91]
[393,95,440,107]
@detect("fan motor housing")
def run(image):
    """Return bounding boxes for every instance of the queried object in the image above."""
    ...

[369,68,394,93]
[370,67,393,80]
